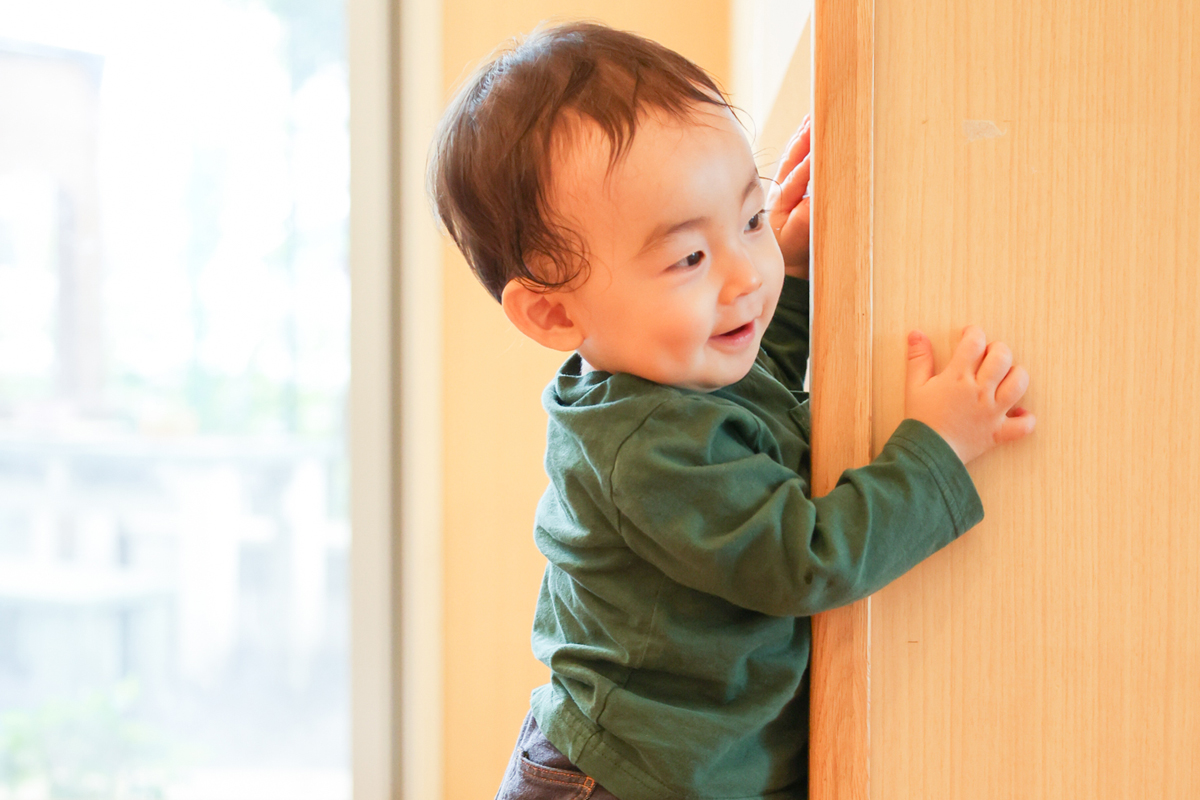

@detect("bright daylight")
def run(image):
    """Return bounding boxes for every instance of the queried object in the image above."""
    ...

[0,1,351,798]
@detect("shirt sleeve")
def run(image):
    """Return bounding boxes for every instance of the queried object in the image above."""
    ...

[758,275,810,394]
[608,401,983,617]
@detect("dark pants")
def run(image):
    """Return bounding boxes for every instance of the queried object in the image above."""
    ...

[495,710,622,800]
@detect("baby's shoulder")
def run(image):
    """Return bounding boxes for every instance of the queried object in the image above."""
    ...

[544,356,801,464]
[551,374,714,436]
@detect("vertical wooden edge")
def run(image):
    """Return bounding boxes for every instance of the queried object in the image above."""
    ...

[809,0,874,797]
[811,601,872,800]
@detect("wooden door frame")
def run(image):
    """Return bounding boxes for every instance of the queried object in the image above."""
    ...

[808,0,875,798]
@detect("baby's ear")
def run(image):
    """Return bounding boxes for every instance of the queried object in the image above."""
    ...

[500,279,584,352]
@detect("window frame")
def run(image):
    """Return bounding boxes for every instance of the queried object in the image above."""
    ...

[348,0,444,797]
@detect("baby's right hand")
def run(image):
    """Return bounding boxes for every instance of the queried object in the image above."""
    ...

[905,326,1036,464]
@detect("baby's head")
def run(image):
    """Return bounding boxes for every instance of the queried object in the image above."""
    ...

[430,21,784,391]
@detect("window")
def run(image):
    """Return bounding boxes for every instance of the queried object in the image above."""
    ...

[0,2,350,798]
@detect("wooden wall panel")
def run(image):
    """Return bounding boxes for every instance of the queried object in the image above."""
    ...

[868,0,1200,798]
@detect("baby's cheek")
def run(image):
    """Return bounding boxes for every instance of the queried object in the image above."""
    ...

[765,265,787,312]
[768,251,787,289]
[660,314,709,361]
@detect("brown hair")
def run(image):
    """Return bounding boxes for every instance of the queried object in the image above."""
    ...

[427,20,731,302]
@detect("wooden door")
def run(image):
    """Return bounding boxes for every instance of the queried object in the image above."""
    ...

[807,0,1200,798]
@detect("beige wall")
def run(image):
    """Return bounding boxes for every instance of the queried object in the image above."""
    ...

[438,4,729,798]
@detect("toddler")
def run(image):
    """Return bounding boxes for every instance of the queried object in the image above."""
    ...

[429,20,1034,800]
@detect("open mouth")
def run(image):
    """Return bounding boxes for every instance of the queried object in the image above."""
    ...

[717,322,753,339]
[712,320,755,345]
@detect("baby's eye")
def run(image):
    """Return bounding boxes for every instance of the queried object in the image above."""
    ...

[670,251,704,270]
[745,210,767,233]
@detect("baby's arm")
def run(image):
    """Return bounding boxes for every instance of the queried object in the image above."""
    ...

[610,400,979,617]
[608,333,1032,613]
[758,117,814,392]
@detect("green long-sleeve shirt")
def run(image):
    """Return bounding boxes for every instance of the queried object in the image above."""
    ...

[529,277,983,799]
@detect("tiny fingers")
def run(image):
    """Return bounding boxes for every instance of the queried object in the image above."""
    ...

[977,341,1013,392]
[995,407,1037,444]
[774,118,812,185]
[995,364,1030,409]
[777,152,811,212]
[949,325,988,375]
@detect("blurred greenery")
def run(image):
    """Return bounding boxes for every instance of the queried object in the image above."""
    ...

[0,681,185,800]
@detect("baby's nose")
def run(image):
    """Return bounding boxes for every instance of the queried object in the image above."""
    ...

[719,255,763,303]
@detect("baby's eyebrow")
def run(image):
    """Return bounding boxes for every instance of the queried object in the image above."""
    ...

[637,172,763,255]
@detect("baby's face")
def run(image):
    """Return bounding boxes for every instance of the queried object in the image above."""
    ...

[547,103,785,392]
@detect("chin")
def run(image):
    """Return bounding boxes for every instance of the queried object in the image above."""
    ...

[683,364,758,393]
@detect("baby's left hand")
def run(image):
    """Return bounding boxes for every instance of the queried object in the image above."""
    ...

[767,114,812,279]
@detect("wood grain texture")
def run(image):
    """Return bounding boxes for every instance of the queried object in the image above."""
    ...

[808,0,874,799]
[869,0,1200,797]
